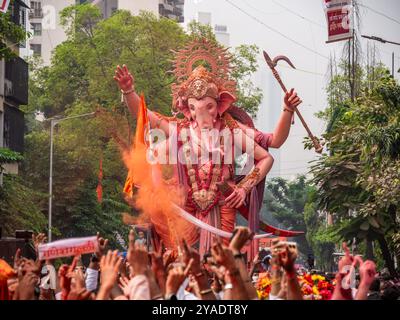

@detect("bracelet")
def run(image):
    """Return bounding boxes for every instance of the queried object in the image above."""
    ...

[200,289,213,295]
[121,88,135,95]
[152,294,164,300]
[224,283,233,290]
[194,272,205,278]
[283,106,295,113]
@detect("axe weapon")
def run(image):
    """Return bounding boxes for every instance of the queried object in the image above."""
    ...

[263,51,323,154]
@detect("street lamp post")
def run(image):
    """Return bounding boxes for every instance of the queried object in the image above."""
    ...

[48,112,96,242]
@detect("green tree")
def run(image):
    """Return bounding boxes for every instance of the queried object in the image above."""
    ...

[303,188,337,271]
[0,0,28,60]
[0,175,47,236]
[263,176,313,260]
[309,63,400,276]
[0,148,23,173]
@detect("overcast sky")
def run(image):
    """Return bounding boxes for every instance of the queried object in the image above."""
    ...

[183,0,400,179]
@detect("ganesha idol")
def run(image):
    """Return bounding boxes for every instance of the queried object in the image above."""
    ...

[114,39,303,257]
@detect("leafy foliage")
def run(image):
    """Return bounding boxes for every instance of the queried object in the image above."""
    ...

[0,148,23,164]
[263,176,313,259]
[0,175,47,236]
[0,1,29,60]
[309,61,400,275]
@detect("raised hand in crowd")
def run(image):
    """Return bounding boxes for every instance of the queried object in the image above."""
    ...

[165,259,193,299]
[17,271,39,300]
[58,255,80,300]
[181,239,216,300]
[229,227,258,299]
[13,254,42,300]
[211,240,249,300]
[32,233,47,255]
[149,240,167,295]
[355,258,377,300]
[274,241,302,300]
[97,250,122,300]
[96,232,109,258]
[331,242,357,300]
[67,267,93,300]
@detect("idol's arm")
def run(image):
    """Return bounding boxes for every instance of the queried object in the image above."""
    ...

[114,65,170,135]
[225,132,274,209]
[269,88,302,149]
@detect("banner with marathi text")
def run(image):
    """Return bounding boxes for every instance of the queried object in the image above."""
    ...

[323,0,354,43]
[38,236,98,260]
[0,0,11,13]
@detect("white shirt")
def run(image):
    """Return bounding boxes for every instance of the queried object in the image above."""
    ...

[85,268,99,292]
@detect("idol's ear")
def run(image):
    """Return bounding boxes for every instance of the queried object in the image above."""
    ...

[217,91,236,115]
[175,97,191,119]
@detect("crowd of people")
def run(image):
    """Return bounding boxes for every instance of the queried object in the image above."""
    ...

[0,227,399,300]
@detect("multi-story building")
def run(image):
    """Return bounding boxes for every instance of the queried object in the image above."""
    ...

[0,0,30,178]
[196,12,230,46]
[28,0,75,65]
[158,0,184,22]
[93,0,184,21]
[27,0,185,65]
[214,24,229,47]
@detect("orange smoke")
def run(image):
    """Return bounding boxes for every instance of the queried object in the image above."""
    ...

[121,95,198,249]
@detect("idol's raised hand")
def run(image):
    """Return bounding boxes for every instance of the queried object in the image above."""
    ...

[284,88,302,111]
[113,64,135,92]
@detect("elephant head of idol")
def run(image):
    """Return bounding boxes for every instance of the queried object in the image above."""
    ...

[174,66,236,130]
[171,39,237,130]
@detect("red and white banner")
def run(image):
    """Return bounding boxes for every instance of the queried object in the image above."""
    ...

[0,0,11,13]
[38,236,98,260]
[323,0,354,43]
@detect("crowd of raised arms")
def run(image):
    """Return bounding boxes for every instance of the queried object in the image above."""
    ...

[1,227,399,301]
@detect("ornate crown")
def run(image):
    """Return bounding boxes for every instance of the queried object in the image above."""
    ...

[171,39,237,116]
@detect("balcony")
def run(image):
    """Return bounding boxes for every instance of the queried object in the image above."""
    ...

[4,56,29,106]
[29,10,43,19]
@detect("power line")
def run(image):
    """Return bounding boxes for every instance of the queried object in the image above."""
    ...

[224,0,330,60]
[241,0,285,16]
[270,0,326,29]
[359,3,400,26]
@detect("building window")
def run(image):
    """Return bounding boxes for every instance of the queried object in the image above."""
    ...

[215,25,227,33]
[3,105,25,153]
[30,1,43,18]
[31,23,42,36]
[30,43,42,56]
[20,7,26,29]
